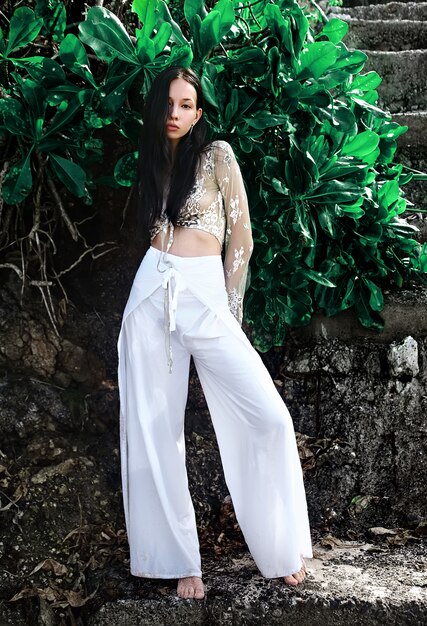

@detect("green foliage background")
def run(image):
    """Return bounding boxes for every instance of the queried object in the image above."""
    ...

[0,0,426,348]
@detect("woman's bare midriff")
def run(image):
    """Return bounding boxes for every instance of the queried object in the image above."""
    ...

[151,225,221,257]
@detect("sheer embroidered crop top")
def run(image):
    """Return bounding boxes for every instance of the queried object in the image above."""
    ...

[150,140,253,324]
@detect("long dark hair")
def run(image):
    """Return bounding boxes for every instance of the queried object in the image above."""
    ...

[136,66,208,234]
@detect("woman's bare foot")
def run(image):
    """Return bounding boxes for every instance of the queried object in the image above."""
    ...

[177,576,205,599]
[284,564,306,586]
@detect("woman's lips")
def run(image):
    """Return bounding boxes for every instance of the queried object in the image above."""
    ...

[167,124,179,130]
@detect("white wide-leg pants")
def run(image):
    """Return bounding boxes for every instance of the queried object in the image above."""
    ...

[118,247,312,579]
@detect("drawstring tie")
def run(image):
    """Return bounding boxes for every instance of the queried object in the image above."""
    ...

[156,221,186,373]
[161,265,186,373]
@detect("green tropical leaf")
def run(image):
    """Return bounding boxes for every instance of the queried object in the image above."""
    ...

[35,0,67,42]
[0,27,5,54]
[158,1,188,45]
[297,42,337,79]
[199,11,221,58]
[79,7,139,65]
[6,7,43,55]
[214,0,234,39]
[132,0,158,38]
[49,153,86,197]
[363,278,384,311]
[2,150,34,204]
[265,4,293,55]
[167,44,193,68]
[350,71,382,91]
[184,0,206,24]
[355,289,384,330]
[319,18,349,44]
[342,131,380,158]
[301,268,336,287]
[0,98,30,136]
[114,151,138,186]
[152,21,173,56]
[59,34,97,87]
[99,68,141,116]
[43,96,83,138]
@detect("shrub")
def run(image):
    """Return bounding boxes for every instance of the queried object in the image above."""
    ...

[0,0,426,346]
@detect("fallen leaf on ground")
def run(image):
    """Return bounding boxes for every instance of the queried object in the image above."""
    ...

[30,558,68,576]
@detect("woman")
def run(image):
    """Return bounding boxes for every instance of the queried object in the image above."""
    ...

[118,66,312,600]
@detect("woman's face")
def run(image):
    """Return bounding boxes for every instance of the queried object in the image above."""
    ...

[166,77,202,146]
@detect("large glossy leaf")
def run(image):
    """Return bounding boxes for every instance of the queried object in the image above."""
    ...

[319,18,348,44]
[49,153,86,197]
[265,4,293,55]
[0,27,5,54]
[35,0,67,42]
[60,34,97,87]
[214,0,235,39]
[98,68,141,116]
[6,7,43,55]
[342,131,380,158]
[199,11,221,58]
[355,289,384,330]
[245,112,291,130]
[350,71,382,91]
[0,98,30,136]
[3,150,34,204]
[184,0,206,24]
[363,278,384,311]
[158,1,188,45]
[13,57,66,87]
[79,7,139,65]
[297,42,337,80]
[114,151,138,187]
[167,44,193,68]
[132,0,158,38]
[43,96,83,137]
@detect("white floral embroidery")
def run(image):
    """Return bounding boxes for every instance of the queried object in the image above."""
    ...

[229,197,242,225]
[227,287,244,323]
[225,246,245,278]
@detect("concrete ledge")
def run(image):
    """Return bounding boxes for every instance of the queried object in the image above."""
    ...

[395,111,427,148]
[363,50,427,112]
[87,545,426,626]
[331,2,427,20]
[293,285,427,343]
[344,20,427,52]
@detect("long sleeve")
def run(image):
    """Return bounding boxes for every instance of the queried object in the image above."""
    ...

[215,142,253,324]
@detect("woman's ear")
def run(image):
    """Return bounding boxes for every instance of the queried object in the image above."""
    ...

[194,108,203,125]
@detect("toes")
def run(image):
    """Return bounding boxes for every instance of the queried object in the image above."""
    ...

[194,586,205,599]
[177,577,204,600]
[295,568,305,583]
[284,566,306,586]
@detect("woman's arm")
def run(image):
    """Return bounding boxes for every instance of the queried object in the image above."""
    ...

[215,142,253,324]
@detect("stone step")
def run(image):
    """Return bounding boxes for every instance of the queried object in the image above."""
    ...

[395,112,427,217]
[363,50,427,112]
[343,0,427,7]
[343,19,427,51]
[85,546,426,626]
[395,111,427,148]
[332,1,427,20]
[294,283,427,342]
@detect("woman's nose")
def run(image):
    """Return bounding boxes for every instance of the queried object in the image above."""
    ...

[169,104,178,119]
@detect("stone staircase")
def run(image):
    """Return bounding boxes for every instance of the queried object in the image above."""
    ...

[1,4,426,626]
[331,1,427,240]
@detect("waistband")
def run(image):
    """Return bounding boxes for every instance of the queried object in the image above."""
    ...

[143,247,225,373]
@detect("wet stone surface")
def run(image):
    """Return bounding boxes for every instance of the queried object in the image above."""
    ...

[0,260,426,623]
